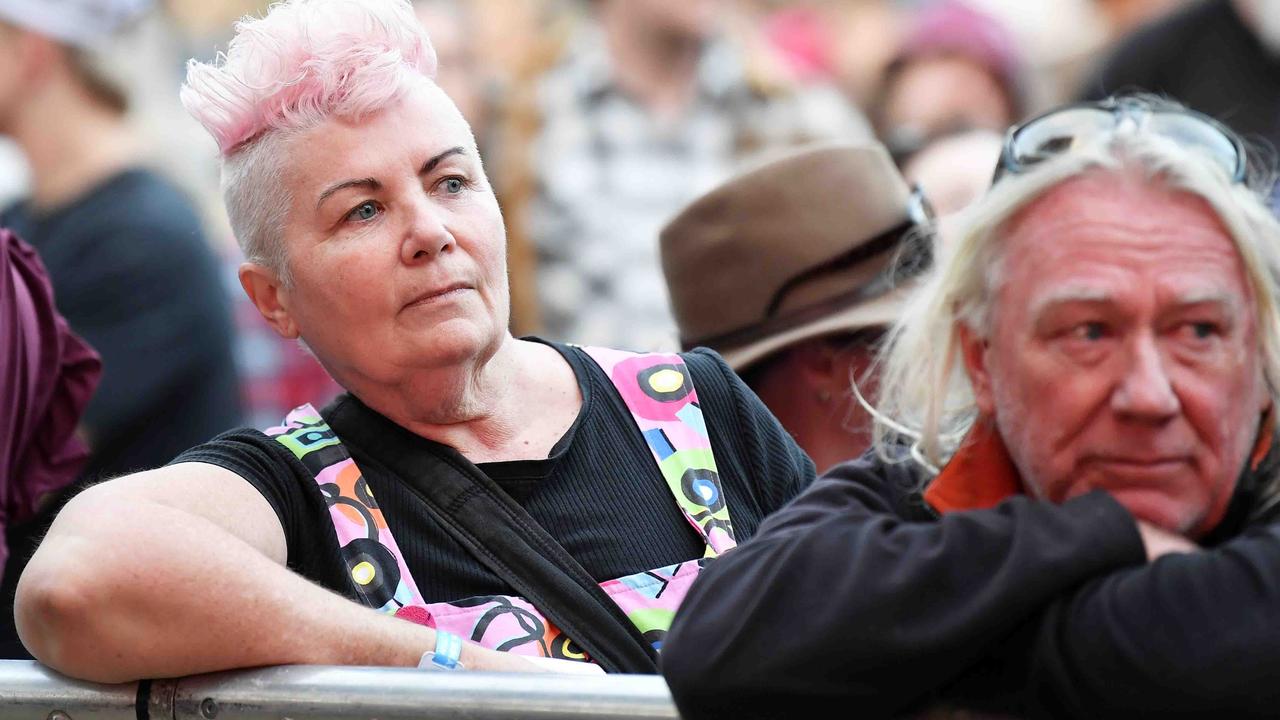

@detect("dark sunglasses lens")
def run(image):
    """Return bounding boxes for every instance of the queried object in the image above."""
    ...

[1011,108,1114,171]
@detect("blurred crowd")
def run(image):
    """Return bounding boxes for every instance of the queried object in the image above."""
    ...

[1,0,1273,659]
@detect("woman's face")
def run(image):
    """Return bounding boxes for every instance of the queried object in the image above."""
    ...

[268,79,509,390]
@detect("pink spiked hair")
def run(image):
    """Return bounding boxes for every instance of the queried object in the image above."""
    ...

[181,0,437,156]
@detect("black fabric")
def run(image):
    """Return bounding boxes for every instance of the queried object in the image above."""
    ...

[663,443,1280,719]
[1078,0,1280,159]
[172,342,813,660]
[358,410,658,673]
[0,168,241,479]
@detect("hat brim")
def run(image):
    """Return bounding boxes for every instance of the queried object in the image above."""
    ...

[716,284,914,372]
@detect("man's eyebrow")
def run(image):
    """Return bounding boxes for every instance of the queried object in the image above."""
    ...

[1174,290,1239,312]
[1029,287,1112,317]
[316,177,380,211]
[421,146,467,175]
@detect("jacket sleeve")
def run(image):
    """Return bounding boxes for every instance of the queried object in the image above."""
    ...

[660,458,1146,720]
[1022,521,1280,718]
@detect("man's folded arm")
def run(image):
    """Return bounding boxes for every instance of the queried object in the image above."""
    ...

[1023,522,1280,718]
[661,460,1147,719]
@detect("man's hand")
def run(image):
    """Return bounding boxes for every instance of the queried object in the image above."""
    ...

[1136,520,1198,561]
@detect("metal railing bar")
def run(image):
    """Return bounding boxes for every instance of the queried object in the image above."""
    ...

[0,660,681,720]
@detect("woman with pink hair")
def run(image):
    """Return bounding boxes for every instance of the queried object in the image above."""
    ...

[14,0,813,681]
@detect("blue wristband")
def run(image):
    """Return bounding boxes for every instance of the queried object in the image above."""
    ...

[418,630,465,671]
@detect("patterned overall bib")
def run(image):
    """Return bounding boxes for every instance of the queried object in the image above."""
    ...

[264,347,737,663]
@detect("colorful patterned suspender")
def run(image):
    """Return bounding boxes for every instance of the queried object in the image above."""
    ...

[579,347,736,557]
[263,347,736,662]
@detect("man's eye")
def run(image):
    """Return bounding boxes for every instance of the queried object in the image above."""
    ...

[1188,321,1219,339]
[1075,322,1106,341]
[346,201,379,222]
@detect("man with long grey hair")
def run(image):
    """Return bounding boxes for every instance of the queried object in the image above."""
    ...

[662,95,1280,719]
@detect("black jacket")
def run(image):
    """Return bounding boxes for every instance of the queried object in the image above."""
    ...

[662,444,1280,719]
[1079,0,1280,159]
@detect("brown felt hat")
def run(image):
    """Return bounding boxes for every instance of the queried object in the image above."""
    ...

[660,143,929,371]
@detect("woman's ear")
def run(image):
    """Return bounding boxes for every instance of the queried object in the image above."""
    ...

[239,262,300,339]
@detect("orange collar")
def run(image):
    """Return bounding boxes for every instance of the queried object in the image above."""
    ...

[922,421,1022,514]
[923,413,1275,515]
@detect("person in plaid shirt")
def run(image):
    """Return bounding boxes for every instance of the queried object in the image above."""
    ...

[504,0,872,352]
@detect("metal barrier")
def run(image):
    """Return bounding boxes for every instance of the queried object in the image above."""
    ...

[0,660,680,719]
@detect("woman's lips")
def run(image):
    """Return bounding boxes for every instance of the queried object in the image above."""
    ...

[403,283,472,310]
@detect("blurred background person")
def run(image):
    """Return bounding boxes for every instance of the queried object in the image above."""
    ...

[502,0,872,351]
[901,127,1004,216]
[1079,0,1280,173]
[661,143,932,472]
[871,0,1025,169]
[412,0,497,149]
[1,229,99,578]
[0,0,242,658]
[0,0,241,479]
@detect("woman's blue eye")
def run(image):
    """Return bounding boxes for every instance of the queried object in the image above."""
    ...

[348,202,378,221]
[442,177,465,194]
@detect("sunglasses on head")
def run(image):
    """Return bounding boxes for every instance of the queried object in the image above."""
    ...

[994,96,1248,184]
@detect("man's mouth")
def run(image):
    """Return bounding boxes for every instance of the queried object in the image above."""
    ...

[1084,455,1192,480]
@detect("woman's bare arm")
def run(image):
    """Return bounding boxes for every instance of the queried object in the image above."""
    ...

[15,462,544,682]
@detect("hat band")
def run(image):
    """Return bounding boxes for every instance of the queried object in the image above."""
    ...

[682,218,932,352]
[681,277,890,352]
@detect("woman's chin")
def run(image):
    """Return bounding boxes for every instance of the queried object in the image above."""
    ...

[412,319,502,363]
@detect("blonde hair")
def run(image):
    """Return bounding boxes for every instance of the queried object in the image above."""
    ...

[873,122,1280,478]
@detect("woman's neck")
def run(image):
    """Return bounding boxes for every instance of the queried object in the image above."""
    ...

[348,337,581,463]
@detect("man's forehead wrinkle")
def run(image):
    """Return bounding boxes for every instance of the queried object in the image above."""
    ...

[1004,170,1232,241]
[999,187,1246,292]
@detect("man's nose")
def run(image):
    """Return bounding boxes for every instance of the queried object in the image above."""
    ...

[401,196,455,264]
[1111,333,1180,421]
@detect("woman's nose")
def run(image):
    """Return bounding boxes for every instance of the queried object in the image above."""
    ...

[401,198,454,264]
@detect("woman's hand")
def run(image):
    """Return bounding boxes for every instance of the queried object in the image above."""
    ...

[458,644,605,674]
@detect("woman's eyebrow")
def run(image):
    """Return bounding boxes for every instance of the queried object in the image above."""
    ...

[314,147,468,211]
[315,178,380,210]
[420,146,466,175]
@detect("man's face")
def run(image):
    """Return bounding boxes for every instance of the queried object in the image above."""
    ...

[962,171,1270,538]
[614,0,724,42]
[882,56,1015,141]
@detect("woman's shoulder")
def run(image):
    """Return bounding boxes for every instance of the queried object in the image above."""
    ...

[169,424,308,486]
[679,346,736,387]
